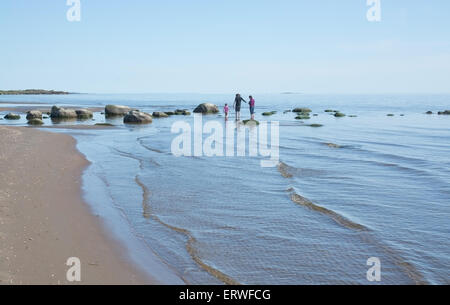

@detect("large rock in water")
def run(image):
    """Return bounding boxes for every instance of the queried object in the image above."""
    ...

[75,109,93,119]
[193,103,219,114]
[26,110,42,120]
[50,106,77,119]
[4,113,21,120]
[105,105,131,117]
[124,111,153,124]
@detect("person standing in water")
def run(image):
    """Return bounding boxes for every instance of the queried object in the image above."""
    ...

[233,94,247,121]
[224,103,229,120]
[249,95,255,120]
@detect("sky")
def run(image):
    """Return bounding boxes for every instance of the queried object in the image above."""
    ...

[1,0,449,94]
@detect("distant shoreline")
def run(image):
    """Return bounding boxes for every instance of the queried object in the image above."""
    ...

[0,89,72,95]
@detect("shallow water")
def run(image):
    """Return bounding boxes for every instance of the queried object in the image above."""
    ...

[1,93,449,284]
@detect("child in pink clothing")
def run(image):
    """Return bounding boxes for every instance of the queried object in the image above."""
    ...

[224,104,229,120]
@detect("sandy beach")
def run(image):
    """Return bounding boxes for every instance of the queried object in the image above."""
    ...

[0,126,164,285]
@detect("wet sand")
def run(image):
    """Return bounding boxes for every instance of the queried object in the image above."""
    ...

[0,126,174,284]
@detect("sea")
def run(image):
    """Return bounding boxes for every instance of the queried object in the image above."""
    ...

[1,93,449,284]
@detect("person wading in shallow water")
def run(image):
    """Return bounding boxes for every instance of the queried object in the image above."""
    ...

[249,95,256,120]
[233,93,247,121]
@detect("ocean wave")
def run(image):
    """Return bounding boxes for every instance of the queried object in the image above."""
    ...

[288,191,368,231]
[285,188,428,284]
[134,175,241,285]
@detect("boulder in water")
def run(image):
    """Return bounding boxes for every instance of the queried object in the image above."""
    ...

[26,110,42,120]
[334,112,346,117]
[50,106,77,119]
[124,110,153,124]
[105,105,131,117]
[75,109,93,120]
[193,103,219,114]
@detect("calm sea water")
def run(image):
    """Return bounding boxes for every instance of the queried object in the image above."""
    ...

[1,93,449,284]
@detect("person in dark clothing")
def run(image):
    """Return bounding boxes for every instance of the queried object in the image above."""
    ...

[233,94,247,121]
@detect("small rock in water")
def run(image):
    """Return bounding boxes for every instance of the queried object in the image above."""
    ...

[27,119,44,125]
[4,113,21,120]
[334,112,346,117]
[295,115,310,120]
[437,110,450,115]
[325,143,341,148]
[426,111,433,114]
[387,114,395,117]
[152,112,169,118]
[243,119,260,126]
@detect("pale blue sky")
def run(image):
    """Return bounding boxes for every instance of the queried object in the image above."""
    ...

[1,0,449,94]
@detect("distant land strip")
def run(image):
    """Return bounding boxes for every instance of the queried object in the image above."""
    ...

[0,89,72,95]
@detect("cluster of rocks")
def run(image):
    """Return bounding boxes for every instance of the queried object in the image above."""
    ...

[103,105,196,125]
[293,107,312,120]
[50,106,93,121]
[26,110,44,125]
[438,110,450,115]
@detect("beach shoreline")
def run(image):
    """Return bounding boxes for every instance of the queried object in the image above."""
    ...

[0,126,179,285]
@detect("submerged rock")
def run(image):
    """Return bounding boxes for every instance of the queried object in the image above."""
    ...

[26,110,42,120]
[27,118,44,125]
[4,113,21,120]
[152,111,169,118]
[105,105,131,117]
[334,112,346,117]
[387,114,395,117]
[124,110,153,124]
[174,109,191,115]
[243,119,260,126]
[50,106,77,119]
[325,143,341,148]
[75,109,93,120]
[95,123,114,126]
[308,124,323,128]
[262,112,275,116]
[193,103,219,114]
[295,115,310,120]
